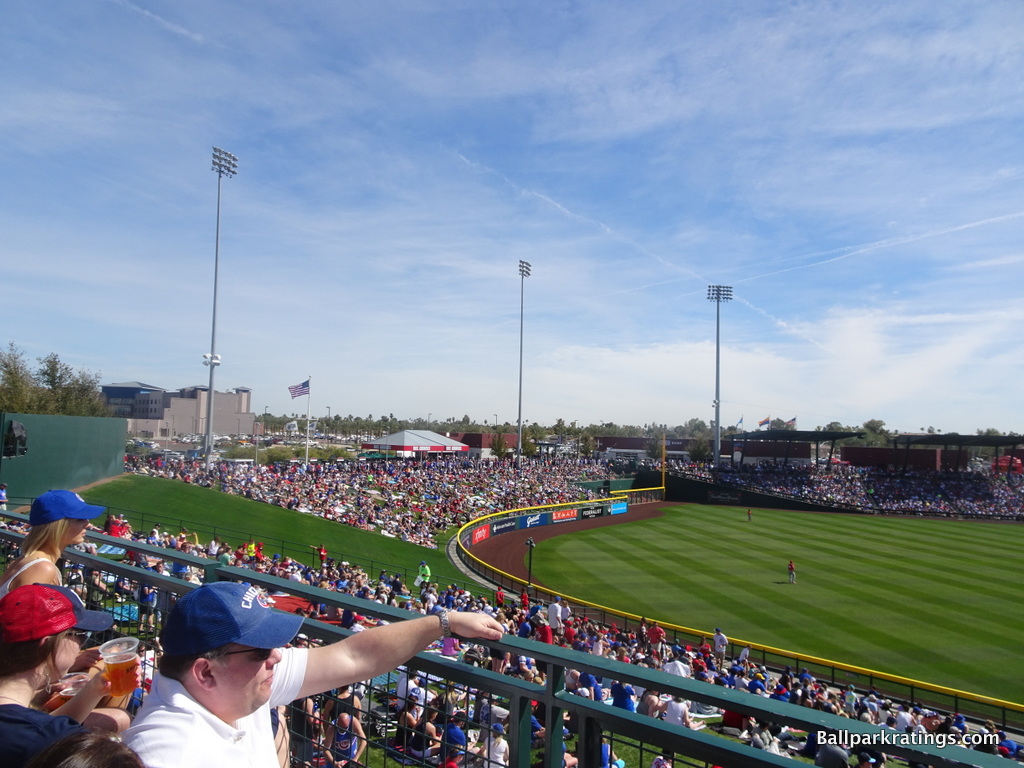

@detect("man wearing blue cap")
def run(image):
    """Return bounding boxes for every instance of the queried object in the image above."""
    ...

[125,581,502,768]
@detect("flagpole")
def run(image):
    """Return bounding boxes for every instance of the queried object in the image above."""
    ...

[305,376,311,466]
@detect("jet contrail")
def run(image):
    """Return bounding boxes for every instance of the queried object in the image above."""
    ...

[737,210,1024,284]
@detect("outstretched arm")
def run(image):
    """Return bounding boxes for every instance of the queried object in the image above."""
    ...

[299,611,503,699]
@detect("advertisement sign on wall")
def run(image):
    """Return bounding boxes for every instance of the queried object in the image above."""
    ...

[471,525,491,545]
[518,512,549,529]
[708,490,742,504]
[610,501,628,515]
[491,518,517,535]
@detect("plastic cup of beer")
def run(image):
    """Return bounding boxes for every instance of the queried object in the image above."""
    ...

[44,673,90,711]
[99,636,140,697]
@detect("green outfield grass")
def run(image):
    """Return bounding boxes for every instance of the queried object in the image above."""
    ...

[80,475,460,586]
[532,504,1023,703]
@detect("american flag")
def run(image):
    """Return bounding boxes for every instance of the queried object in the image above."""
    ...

[288,379,310,399]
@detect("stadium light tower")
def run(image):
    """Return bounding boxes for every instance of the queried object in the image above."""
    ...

[516,260,531,472]
[707,284,732,466]
[525,536,536,592]
[203,146,238,471]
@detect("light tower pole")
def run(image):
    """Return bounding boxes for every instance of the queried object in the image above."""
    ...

[525,536,536,593]
[707,284,732,467]
[203,146,238,471]
[516,260,531,472]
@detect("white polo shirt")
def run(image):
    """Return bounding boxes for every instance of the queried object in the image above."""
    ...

[125,647,308,768]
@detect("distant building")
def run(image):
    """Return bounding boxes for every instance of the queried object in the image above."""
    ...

[101,381,255,439]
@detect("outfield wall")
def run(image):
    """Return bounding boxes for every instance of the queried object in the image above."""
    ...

[458,497,627,551]
[641,469,860,513]
[0,412,126,504]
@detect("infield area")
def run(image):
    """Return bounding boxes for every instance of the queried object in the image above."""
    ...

[479,502,1023,704]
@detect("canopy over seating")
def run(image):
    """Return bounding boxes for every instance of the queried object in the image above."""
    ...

[361,430,469,454]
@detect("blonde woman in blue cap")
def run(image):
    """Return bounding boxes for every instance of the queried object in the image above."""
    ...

[0,491,105,599]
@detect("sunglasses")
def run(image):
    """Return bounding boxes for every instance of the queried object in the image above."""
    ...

[68,631,92,646]
[222,646,275,662]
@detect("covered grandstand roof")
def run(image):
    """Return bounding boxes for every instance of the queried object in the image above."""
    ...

[733,429,865,442]
[892,433,1024,449]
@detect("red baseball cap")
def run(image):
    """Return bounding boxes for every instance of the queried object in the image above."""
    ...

[0,584,113,642]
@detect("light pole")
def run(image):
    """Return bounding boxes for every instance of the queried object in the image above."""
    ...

[516,260,531,471]
[326,406,331,441]
[707,285,732,467]
[203,146,238,471]
[525,536,536,593]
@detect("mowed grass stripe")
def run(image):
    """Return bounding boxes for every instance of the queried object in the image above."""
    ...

[801,531,1017,603]
[699,508,1021,604]
[534,504,1023,702]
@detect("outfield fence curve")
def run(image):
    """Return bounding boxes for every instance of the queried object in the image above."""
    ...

[455,496,1024,731]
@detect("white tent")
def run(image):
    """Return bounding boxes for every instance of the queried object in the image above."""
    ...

[361,430,469,455]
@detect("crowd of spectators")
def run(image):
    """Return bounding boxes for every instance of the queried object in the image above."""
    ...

[127,452,1024,535]
[673,462,1024,519]
[125,455,609,548]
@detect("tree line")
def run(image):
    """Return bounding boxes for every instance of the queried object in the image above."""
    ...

[2,342,1014,448]
[0,343,110,417]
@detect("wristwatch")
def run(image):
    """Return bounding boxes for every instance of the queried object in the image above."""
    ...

[437,608,452,638]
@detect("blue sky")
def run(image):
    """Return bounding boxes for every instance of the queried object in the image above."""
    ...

[3,1,1024,434]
